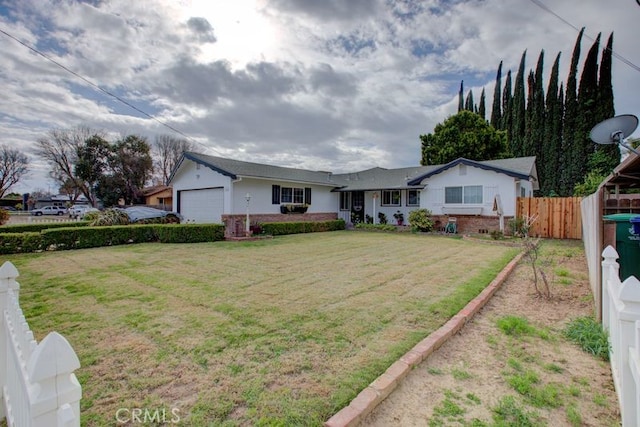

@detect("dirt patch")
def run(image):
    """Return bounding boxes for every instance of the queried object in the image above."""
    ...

[361,239,620,426]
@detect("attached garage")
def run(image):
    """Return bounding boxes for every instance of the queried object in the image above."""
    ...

[178,188,224,223]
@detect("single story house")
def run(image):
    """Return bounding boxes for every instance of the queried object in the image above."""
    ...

[169,152,538,237]
[142,185,173,211]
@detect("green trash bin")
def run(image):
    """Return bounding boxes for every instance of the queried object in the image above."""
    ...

[603,213,640,281]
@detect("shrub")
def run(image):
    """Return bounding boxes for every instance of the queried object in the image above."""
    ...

[156,224,224,243]
[0,221,89,233]
[88,208,130,226]
[377,212,387,224]
[0,209,10,226]
[261,220,345,236]
[0,232,44,254]
[490,230,504,240]
[355,223,397,232]
[408,209,434,232]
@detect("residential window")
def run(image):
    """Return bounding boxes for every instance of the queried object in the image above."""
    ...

[407,189,420,206]
[445,186,483,204]
[275,185,311,204]
[382,190,401,206]
[340,192,351,210]
[281,187,293,203]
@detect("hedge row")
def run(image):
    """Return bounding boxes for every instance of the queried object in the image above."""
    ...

[0,224,225,254]
[1,221,89,233]
[260,219,345,236]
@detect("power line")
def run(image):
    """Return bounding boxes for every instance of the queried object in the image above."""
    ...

[527,0,640,74]
[0,27,220,154]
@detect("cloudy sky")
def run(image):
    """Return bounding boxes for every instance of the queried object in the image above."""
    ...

[1,0,639,194]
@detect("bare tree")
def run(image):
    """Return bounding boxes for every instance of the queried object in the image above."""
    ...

[35,126,104,206]
[0,145,29,198]
[153,135,195,185]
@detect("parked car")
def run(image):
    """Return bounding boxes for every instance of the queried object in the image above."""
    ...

[68,205,99,219]
[120,206,182,223]
[30,206,67,216]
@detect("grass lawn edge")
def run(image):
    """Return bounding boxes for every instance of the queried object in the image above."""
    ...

[325,249,526,427]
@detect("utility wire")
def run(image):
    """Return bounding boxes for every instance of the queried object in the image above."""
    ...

[0,27,220,155]
[527,0,640,74]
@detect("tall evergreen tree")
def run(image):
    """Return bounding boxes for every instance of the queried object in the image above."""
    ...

[501,70,513,152]
[531,51,546,181]
[511,50,527,156]
[490,61,503,128]
[465,90,474,112]
[458,81,464,112]
[478,88,486,120]
[525,70,536,156]
[574,33,601,193]
[561,27,584,195]
[592,32,619,174]
[542,52,563,195]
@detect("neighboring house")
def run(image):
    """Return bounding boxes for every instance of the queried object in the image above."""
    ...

[169,152,538,236]
[142,185,173,211]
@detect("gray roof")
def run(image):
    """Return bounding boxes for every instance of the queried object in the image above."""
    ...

[172,152,538,190]
[177,152,337,186]
[407,157,538,189]
[331,166,435,191]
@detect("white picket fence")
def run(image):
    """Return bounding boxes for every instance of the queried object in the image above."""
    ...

[601,246,640,427]
[0,261,81,427]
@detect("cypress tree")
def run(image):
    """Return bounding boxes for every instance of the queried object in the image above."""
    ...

[593,32,619,173]
[542,52,562,195]
[458,81,464,112]
[574,33,601,193]
[525,70,535,156]
[531,50,546,183]
[561,27,584,196]
[465,90,474,111]
[478,88,486,120]
[511,50,527,157]
[490,61,503,128]
[501,70,513,153]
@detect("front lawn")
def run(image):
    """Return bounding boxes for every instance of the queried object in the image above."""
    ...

[6,231,518,426]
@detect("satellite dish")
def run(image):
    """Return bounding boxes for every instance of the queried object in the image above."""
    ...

[590,114,639,156]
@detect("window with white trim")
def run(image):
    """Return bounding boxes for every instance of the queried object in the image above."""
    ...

[272,185,312,204]
[445,185,483,204]
[382,190,401,206]
[407,189,420,206]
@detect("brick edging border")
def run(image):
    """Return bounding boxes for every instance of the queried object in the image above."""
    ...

[324,250,526,427]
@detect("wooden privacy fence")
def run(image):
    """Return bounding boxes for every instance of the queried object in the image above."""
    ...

[0,261,82,427]
[516,197,583,239]
[601,246,640,426]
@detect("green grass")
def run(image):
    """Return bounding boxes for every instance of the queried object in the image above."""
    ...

[564,316,610,361]
[6,231,517,426]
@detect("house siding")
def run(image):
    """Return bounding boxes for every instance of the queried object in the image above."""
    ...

[419,164,522,217]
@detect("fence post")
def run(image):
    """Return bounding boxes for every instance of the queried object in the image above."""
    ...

[27,331,82,427]
[0,261,20,420]
[617,275,640,426]
[601,246,620,331]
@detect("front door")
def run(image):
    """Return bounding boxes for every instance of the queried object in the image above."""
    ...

[351,191,365,224]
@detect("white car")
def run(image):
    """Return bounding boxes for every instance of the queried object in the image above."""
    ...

[68,205,99,219]
[31,205,67,216]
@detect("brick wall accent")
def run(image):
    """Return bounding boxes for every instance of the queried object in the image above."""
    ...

[222,212,338,238]
[432,215,515,235]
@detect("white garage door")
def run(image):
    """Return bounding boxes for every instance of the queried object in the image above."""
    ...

[179,188,224,223]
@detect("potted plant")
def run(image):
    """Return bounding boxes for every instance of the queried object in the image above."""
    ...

[393,210,404,226]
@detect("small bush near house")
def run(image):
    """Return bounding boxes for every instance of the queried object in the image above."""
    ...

[261,219,345,236]
[508,217,529,237]
[0,232,44,254]
[355,223,397,232]
[408,208,434,232]
[377,212,388,224]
